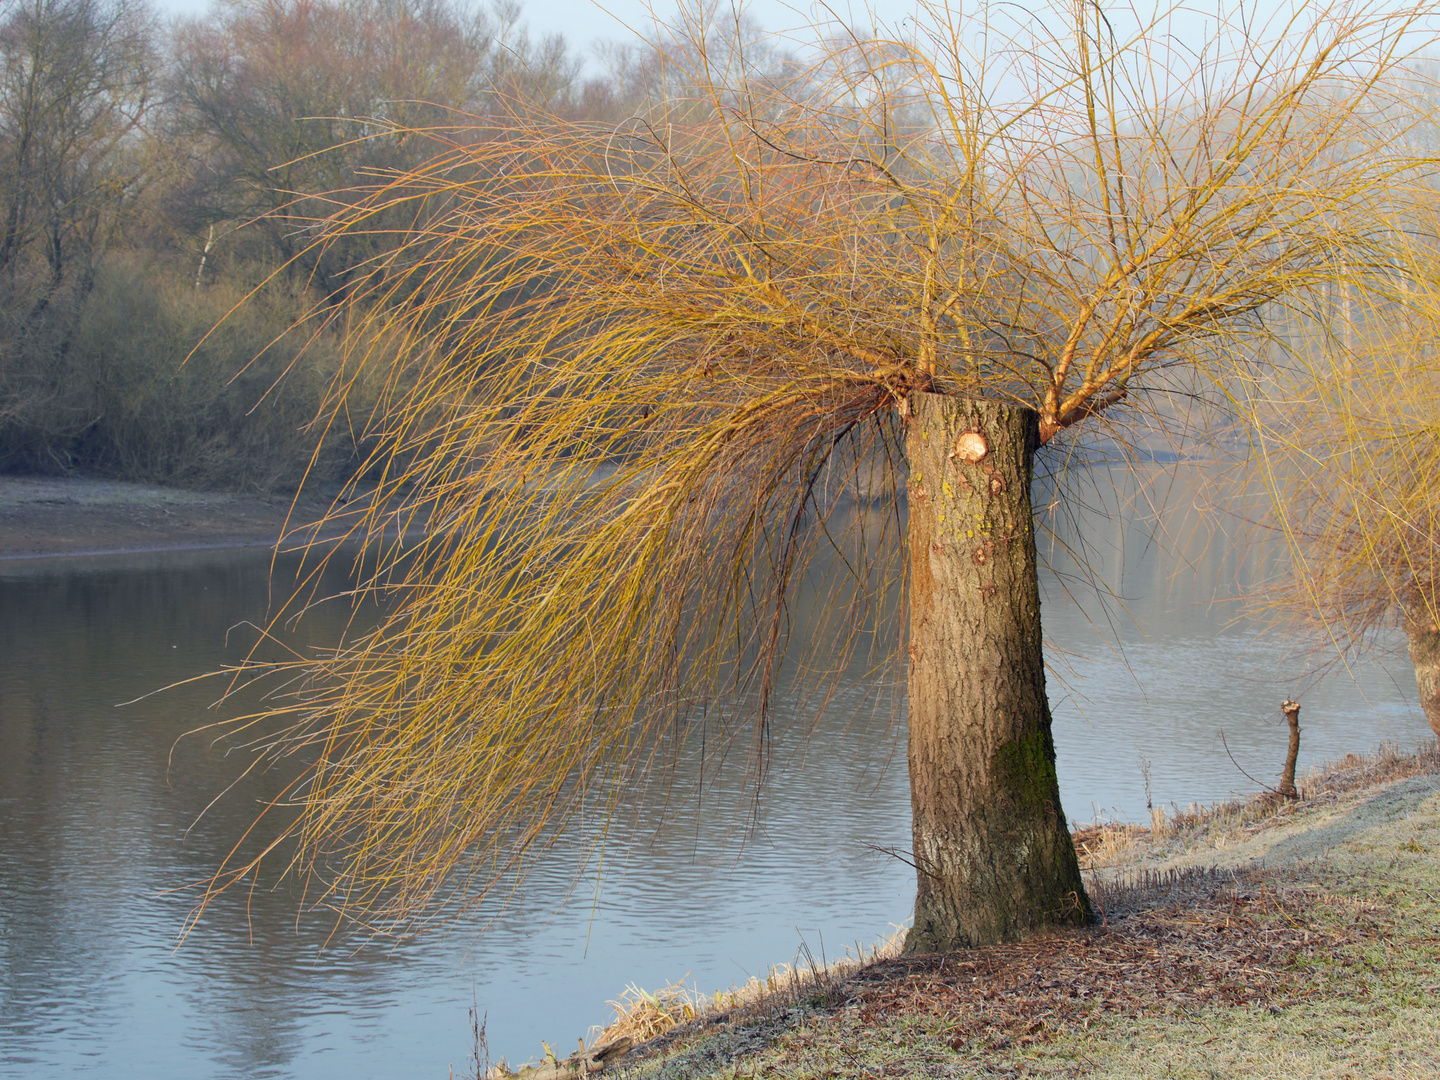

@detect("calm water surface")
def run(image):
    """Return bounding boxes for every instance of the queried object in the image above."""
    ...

[0,471,1429,1078]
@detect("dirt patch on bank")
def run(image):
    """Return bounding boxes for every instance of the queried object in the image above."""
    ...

[0,475,341,559]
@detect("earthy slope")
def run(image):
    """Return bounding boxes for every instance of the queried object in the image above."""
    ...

[584,745,1440,1080]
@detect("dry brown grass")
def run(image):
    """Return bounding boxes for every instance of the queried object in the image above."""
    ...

[1071,821,1150,870]
[589,928,909,1053]
[1160,739,1440,838]
[1071,740,1440,874]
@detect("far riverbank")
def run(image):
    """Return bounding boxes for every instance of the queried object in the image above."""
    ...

[0,475,348,560]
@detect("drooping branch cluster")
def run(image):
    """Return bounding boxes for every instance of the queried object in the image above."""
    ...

[193,0,1440,934]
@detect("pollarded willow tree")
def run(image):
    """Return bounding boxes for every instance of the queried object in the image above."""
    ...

[204,0,1440,950]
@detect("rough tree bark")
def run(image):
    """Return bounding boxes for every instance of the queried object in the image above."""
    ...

[903,392,1090,953]
[1404,613,1440,739]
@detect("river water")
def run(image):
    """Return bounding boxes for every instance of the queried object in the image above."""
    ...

[0,466,1429,1078]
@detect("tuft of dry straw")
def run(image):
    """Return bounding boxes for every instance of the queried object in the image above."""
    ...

[593,980,703,1046]
[590,927,908,1048]
[1149,804,1169,840]
[1071,819,1149,870]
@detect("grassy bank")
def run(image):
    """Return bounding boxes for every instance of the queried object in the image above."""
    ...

[551,743,1440,1080]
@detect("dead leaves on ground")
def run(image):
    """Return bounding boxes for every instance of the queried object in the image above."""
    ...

[840,867,1402,1055]
[623,862,1439,1079]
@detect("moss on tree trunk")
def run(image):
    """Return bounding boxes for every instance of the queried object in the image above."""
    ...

[903,392,1090,953]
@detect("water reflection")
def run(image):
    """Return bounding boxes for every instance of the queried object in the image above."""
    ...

[0,548,914,1078]
[0,465,1431,1078]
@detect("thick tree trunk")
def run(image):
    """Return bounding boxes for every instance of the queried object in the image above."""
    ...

[1404,613,1440,739]
[903,392,1090,954]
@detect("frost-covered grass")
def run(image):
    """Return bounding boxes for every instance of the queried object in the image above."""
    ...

[604,743,1440,1080]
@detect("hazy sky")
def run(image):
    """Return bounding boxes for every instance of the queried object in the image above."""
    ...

[150,0,938,57]
[148,0,1425,86]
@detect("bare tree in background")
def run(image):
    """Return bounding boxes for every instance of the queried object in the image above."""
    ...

[167,0,588,296]
[0,0,154,315]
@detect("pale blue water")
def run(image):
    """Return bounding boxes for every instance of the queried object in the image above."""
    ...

[0,470,1428,1078]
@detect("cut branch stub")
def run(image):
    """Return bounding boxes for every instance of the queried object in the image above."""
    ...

[1278,699,1301,800]
[950,430,988,464]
